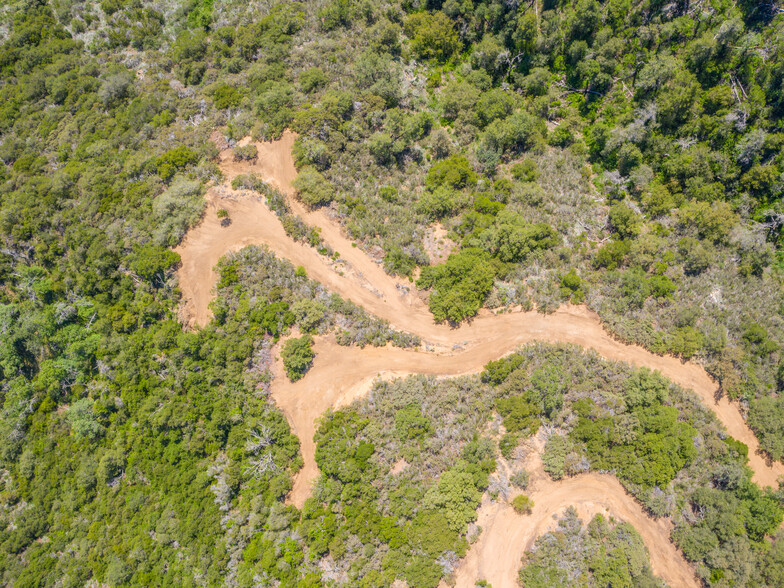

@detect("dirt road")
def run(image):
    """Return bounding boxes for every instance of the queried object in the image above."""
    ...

[176,131,783,489]
[173,131,781,587]
[272,340,699,586]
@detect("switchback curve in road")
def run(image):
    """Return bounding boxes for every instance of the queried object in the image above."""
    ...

[449,434,698,588]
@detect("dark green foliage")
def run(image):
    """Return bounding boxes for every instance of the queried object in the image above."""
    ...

[404,12,460,63]
[211,84,242,109]
[572,400,697,488]
[425,155,477,191]
[129,244,180,286]
[281,335,314,381]
[416,249,498,322]
[560,269,586,303]
[395,404,432,441]
[155,146,198,181]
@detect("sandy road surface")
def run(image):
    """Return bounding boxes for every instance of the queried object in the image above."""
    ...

[173,131,781,587]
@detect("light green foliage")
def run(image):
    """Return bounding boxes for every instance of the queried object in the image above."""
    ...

[395,404,432,441]
[572,398,697,488]
[151,179,205,246]
[482,110,542,154]
[594,240,630,269]
[608,203,642,239]
[67,398,105,439]
[290,298,327,333]
[232,144,257,161]
[130,244,181,284]
[511,494,534,514]
[521,509,665,587]
[156,145,199,181]
[623,368,669,407]
[368,132,395,164]
[542,434,571,480]
[425,155,477,191]
[677,200,739,244]
[298,66,328,93]
[292,166,333,207]
[281,335,315,381]
[423,462,483,532]
[748,396,784,462]
[476,210,559,263]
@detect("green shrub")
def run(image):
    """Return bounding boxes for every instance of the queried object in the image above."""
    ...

[299,67,327,93]
[594,240,630,269]
[212,84,243,109]
[233,144,258,162]
[560,269,586,303]
[417,249,498,323]
[477,210,559,263]
[511,160,539,182]
[404,12,461,63]
[292,166,333,207]
[425,155,477,191]
[608,203,642,239]
[155,145,198,181]
[542,434,570,480]
[281,335,315,381]
[511,494,534,514]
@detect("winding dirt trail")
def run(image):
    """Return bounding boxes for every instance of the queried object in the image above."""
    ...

[174,131,783,587]
[176,131,783,490]
[272,340,697,587]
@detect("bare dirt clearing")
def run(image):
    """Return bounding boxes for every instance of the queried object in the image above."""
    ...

[174,131,781,587]
[423,222,456,265]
